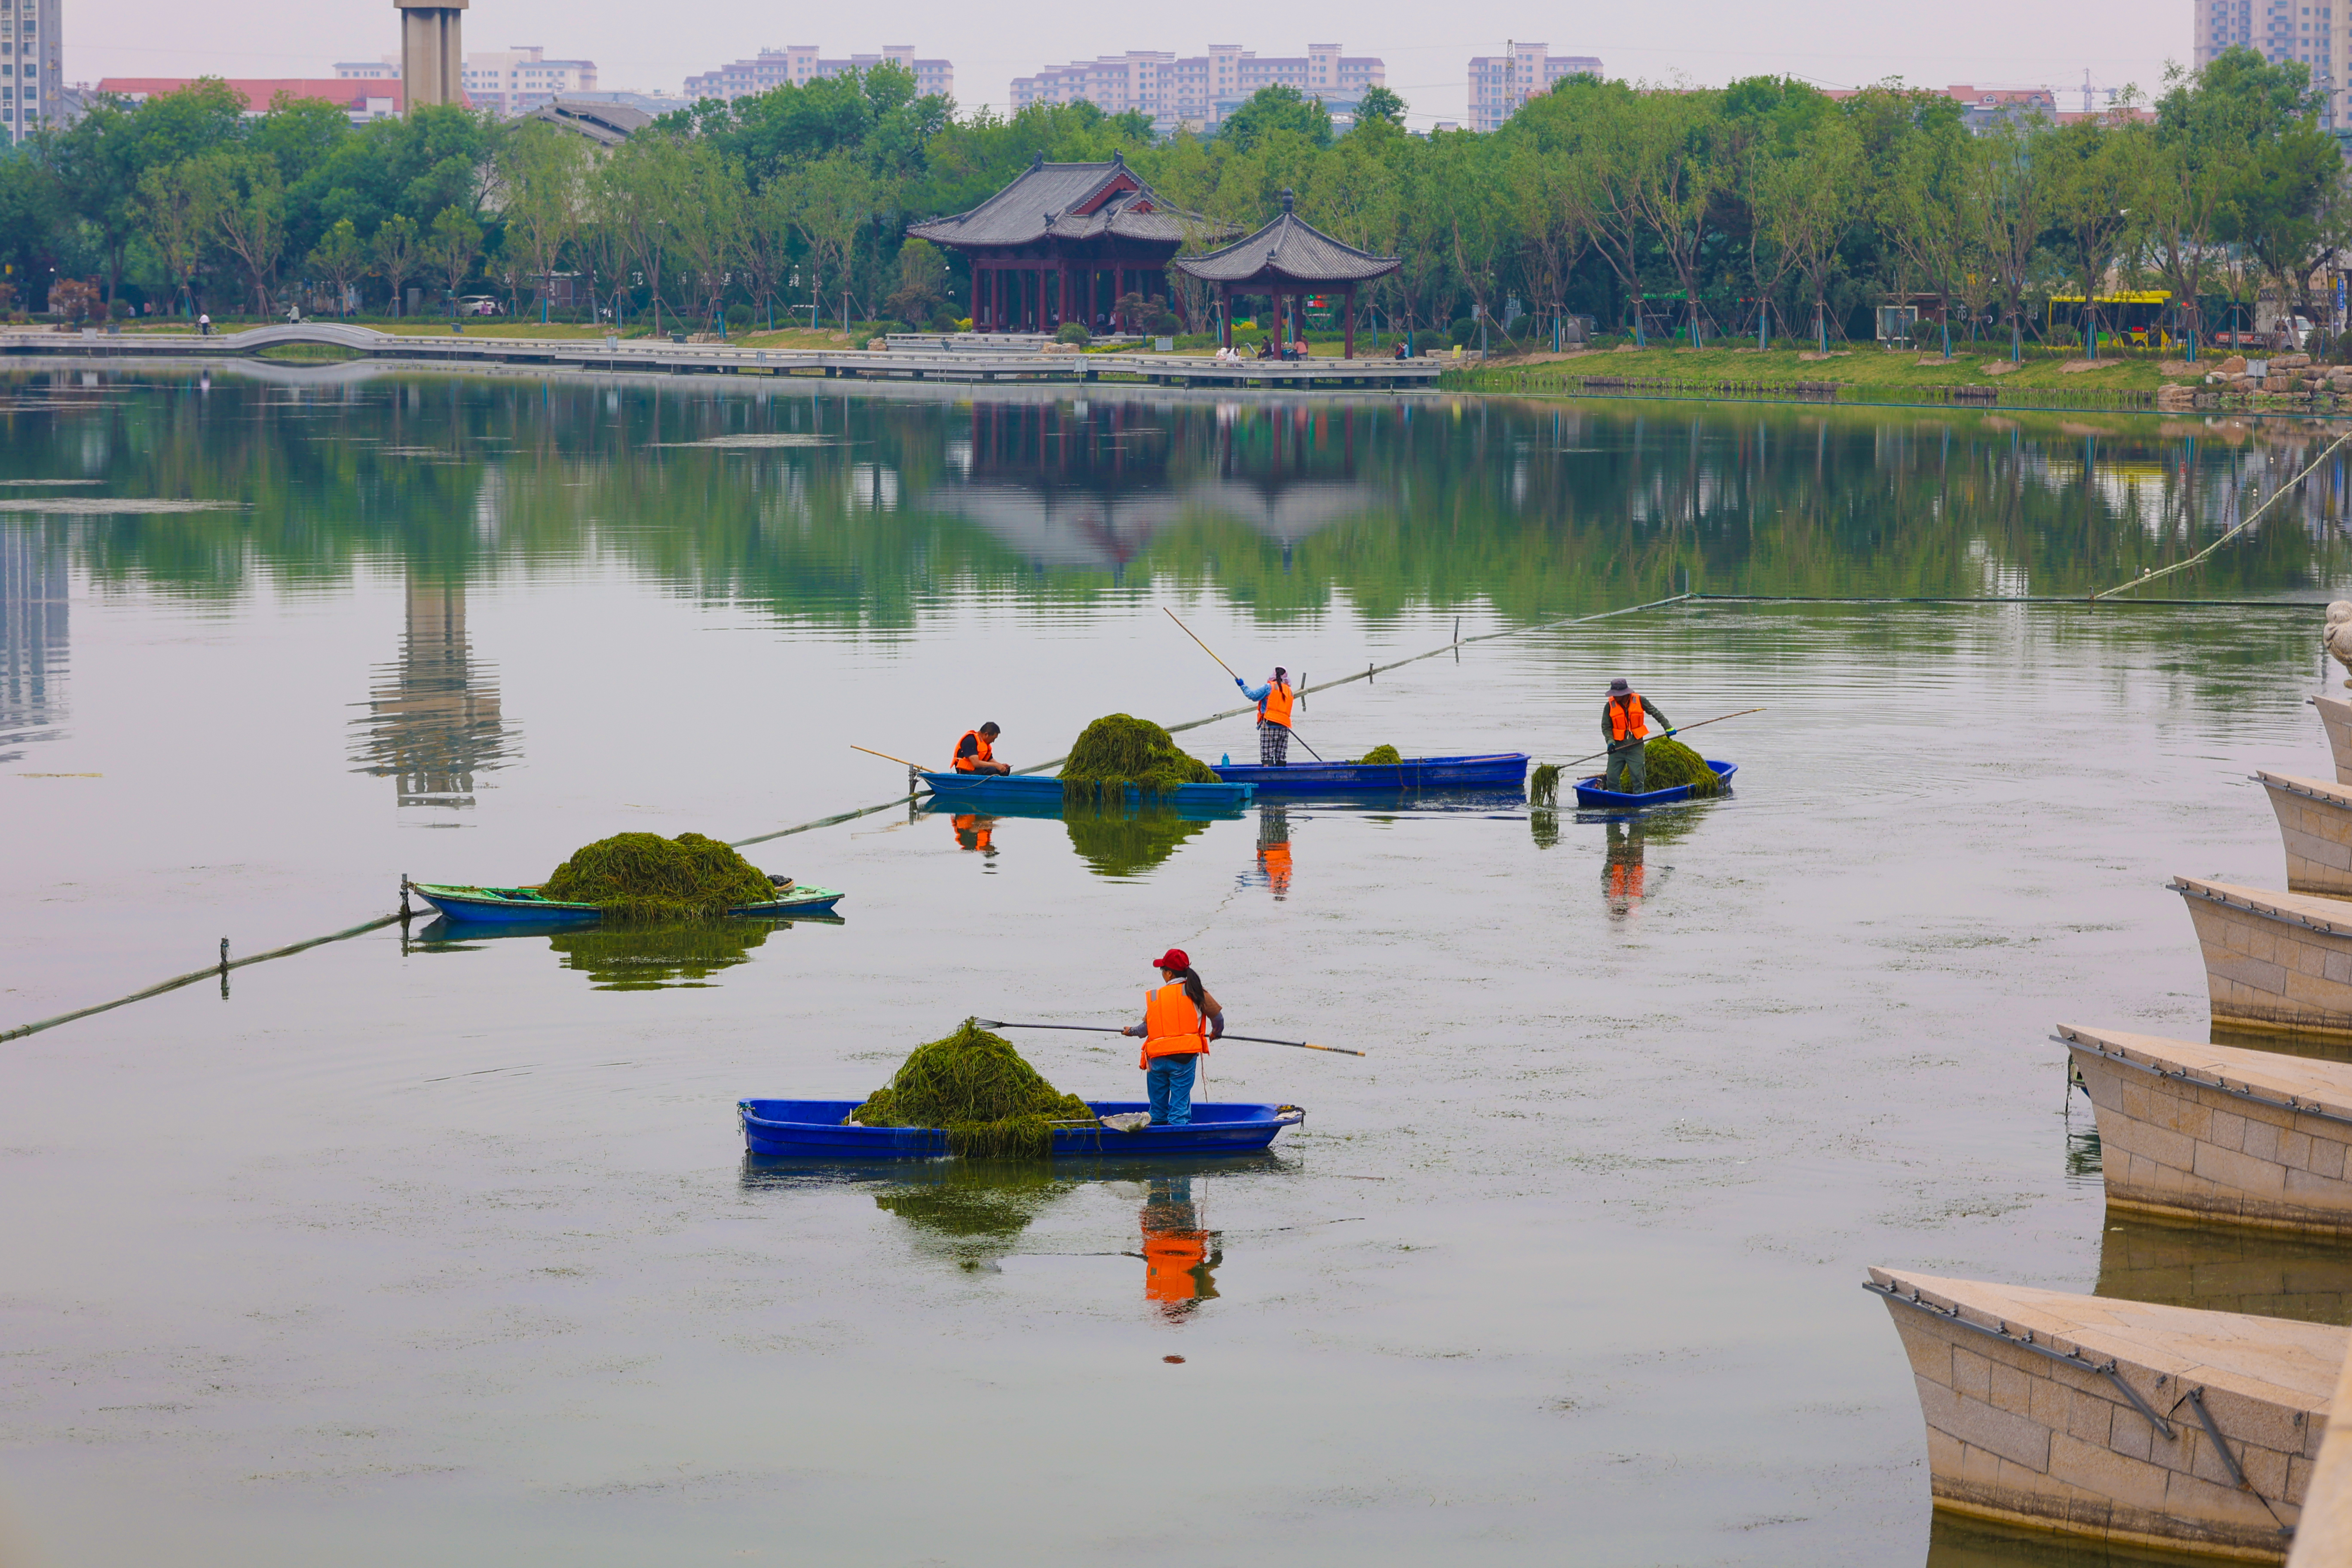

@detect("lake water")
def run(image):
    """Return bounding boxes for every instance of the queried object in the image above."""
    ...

[4,364,2352,1568]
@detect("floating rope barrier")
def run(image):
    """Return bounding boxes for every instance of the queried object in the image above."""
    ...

[2090,427,2352,602]
[0,910,405,1043]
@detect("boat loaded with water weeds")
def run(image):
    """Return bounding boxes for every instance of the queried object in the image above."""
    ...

[411,831,844,925]
[742,1020,1302,1160]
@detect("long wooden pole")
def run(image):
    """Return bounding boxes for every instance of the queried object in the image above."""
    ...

[1163,607,1240,678]
[1553,707,1763,770]
[978,1020,1366,1057]
[851,744,928,770]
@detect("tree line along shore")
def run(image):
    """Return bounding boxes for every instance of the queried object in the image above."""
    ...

[0,47,2337,373]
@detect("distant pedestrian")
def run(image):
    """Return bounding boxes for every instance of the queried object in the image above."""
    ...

[197,312,211,337]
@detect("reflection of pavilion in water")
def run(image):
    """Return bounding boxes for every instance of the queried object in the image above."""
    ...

[0,522,67,763]
[349,573,516,807]
[932,401,1384,574]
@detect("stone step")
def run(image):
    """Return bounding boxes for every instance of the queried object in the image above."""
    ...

[1868,1266,2342,1560]
[2061,1023,2352,1232]
[2171,876,2352,1038]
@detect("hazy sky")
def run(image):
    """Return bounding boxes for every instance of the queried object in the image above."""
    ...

[67,0,2189,128]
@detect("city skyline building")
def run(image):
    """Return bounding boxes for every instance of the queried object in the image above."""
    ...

[681,45,951,104]
[1465,42,1600,133]
[2193,0,2343,127]
[3,0,62,145]
[1010,43,1383,135]
[334,45,595,116]
[95,76,403,122]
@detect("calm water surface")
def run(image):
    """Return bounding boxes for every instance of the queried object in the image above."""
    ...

[4,367,2352,1567]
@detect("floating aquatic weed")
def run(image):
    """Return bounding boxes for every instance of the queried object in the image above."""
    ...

[1059,714,1217,803]
[1358,744,1403,765]
[1529,763,1561,805]
[851,1018,1096,1159]
[1641,738,1724,796]
[541,831,776,919]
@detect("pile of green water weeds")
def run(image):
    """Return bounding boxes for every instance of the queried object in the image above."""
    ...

[1358,744,1403,765]
[1059,713,1217,802]
[542,831,776,919]
[1527,738,1723,805]
[851,1018,1096,1158]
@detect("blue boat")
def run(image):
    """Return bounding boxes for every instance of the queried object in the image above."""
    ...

[410,881,847,925]
[916,771,1253,810]
[1571,760,1738,810]
[1213,751,1529,794]
[738,1098,1304,1159]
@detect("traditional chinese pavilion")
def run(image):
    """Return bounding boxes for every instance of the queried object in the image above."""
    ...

[907,152,1225,334]
[1175,190,1400,357]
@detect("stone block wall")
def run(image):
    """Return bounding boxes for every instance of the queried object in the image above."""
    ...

[1872,1268,2337,1560]
[2174,877,2352,1037]
[2312,696,2352,788]
[2066,1027,2352,1234]
[2262,772,2352,897]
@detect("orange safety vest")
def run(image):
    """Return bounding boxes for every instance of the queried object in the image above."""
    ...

[1257,680,1295,730]
[1139,980,1210,1068]
[952,814,992,852]
[952,729,994,772]
[1143,1231,1210,1304]
[1607,692,1649,743]
[1259,840,1292,896]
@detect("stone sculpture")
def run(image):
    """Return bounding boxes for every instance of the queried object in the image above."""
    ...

[2327,600,2352,686]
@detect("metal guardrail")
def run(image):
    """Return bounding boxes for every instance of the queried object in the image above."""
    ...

[0,326,1442,389]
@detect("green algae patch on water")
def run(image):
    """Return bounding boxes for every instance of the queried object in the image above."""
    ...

[1643,738,1724,796]
[1358,744,1403,765]
[851,1019,1096,1159]
[1059,714,1217,803]
[1528,763,1562,805]
[542,831,776,919]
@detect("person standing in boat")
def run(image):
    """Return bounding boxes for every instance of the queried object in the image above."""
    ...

[1602,678,1672,795]
[1122,948,1224,1126]
[1235,668,1297,766]
[952,722,1009,775]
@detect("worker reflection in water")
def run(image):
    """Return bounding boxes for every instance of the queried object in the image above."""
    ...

[1236,667,1296,766]
[1122,947,1223,1125]
[1603,818,1647,920]
[1255,806,1293,898]
[952,813,996,855]
[1602,677,1672,794]
[952,721,1009,775]
[1139,1175,1221,1320]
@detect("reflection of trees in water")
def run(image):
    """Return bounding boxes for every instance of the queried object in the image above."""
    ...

[347,572,515,808]
[1063,804,1208,878]
[872,1162,1078,1267]
[545,919,773,989]
[0,520,67,763]
[22,372,2352,636]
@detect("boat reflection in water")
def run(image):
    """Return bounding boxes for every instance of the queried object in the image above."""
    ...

[916,794,1237,880]
[407,912,839,989]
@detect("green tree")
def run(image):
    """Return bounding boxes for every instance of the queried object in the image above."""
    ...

[1354,86,1406,129]
[426,204,484,313]
[785,150,879,331]
[195,151,288,317]
[1217,86,1334,153]
[496,119,588,322]
[306,216,366,317]
[134,159,216,317]
[371,213,422,316]
[884,236,949,325]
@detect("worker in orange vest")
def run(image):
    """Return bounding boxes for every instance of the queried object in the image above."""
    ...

[1601,677,1673,794]
[1121,947,1224,1126]
[952,721,1009,775]
[1236,667,1296,766]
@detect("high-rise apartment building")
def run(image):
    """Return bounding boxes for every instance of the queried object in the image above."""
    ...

[682,45,952,104]
[1466,42,1600,133]
[1011,43,1383,134]
[2193,0,2343,127]
[2,0,62,146]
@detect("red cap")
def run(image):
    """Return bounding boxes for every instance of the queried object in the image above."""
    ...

[1152,948,1191,971]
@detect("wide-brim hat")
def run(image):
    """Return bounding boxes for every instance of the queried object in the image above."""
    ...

[1606,677,1631,696]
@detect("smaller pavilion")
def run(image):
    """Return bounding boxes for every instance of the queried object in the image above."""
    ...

[1175,191,1400,358]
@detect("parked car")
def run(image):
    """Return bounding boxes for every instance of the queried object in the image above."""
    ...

[454,296,504,317]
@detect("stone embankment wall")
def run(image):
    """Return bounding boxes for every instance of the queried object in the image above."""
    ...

[2064,1025,2352,1234]
[2260,772,2352,897]
[2311,697,2352,787]
[1871,1268,2339,1560]
[2173,876,2352,1038]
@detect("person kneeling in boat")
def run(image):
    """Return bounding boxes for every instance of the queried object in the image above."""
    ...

[1602,677,1672,794]
[1122,948,1223,1126]
[1235,667,1297,766]
[952,722,1010,775]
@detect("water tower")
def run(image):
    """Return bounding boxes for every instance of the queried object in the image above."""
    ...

[399,0,466,107]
